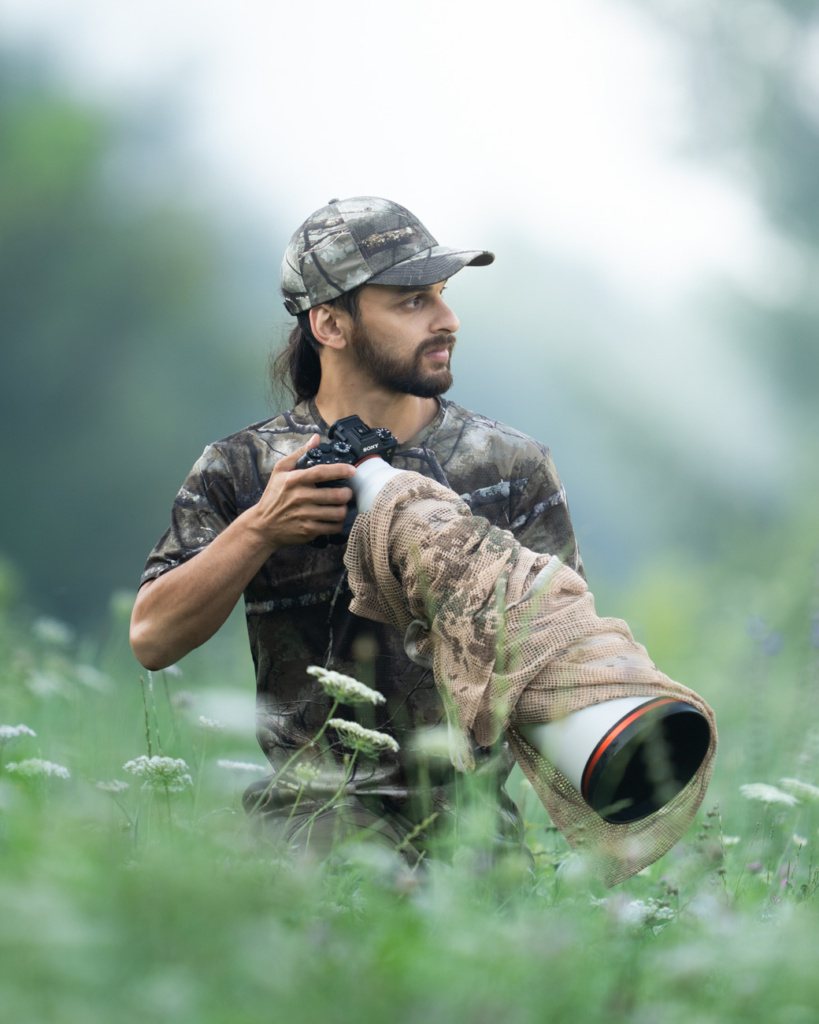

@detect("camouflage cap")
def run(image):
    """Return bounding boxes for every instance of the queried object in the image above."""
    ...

[281,196,494,314]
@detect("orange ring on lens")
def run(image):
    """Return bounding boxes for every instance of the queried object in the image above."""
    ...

[581,697,677,798]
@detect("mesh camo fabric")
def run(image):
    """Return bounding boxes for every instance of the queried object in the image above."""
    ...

[344,472,717,887]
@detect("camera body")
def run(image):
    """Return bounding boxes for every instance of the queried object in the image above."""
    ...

[327,415,398,465]
[295,416,398,546]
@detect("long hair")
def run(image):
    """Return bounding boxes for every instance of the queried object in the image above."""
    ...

[270,288,361,404]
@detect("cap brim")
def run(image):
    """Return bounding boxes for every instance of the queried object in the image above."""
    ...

[367,246,494,287]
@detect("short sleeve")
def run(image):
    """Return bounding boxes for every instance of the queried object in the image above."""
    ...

[508,448,584,577]
[139,444,238,586]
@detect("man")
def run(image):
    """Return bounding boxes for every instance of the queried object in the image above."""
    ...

[130,196,584,864]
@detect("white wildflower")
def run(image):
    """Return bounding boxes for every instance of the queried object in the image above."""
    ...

[328,718,399,756]
[96,780,130,793]
[196,716,225,733]
[32,616,74,647]
[74,665,112,693]
[293,762,321,784]
[6,758,70,779]
[617,898,676,929]
[161,664,183,678]
[722,835,741,847]
[407,725,452,759]
[643,899,676,925]
[307,666,385,706]
[739,783,799,806]
[0,724,37,741]
[780,778,819,803]
[26,670,70,698]
[123,755,193,792]
[216,759,267,774]
[793,834,809,848]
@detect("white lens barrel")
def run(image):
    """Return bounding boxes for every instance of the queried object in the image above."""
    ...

[519,696,711,823]
[349,457,406,513]
[520,697,649,795]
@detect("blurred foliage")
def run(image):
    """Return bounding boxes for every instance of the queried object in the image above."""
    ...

[3,2,818,633]
[449,243,785,589]
[1,519,819,1024]
[635,0,819,430]
[0,49,277,626]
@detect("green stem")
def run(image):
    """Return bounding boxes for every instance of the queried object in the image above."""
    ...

[139,676,152,757]
[112,794,134,829]
[192,737,208,820]
[164,785,174,837]
[162,671,179,747]
[293,750,359,851]
[284,784,307,832]
[147,672,163,756]
[246,698,340,818]
[133,785,145,853]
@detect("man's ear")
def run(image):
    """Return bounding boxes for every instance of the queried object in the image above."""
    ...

[310,304,350,351]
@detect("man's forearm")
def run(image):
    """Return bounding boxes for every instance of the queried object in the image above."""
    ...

[129,508,277,670]
[130,436,356,669]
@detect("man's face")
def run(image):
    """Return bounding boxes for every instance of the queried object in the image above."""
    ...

[346,281,460,398]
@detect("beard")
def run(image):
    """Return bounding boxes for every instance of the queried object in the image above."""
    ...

[348,323,455,398]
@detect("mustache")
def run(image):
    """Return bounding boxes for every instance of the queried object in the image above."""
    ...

[417,334,456,358]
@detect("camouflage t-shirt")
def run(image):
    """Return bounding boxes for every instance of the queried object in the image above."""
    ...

[141,398,583,825]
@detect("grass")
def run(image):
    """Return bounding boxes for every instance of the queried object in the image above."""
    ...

[2,551,819,1024]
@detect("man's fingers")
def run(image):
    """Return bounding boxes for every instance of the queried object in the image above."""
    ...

[275,434,322,472]
[275,436,356,484]
[308,484,354,504]
[299,497,351,521]
[297,461,356,486]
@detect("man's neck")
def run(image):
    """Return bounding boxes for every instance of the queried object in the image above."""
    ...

[312,385,440,444]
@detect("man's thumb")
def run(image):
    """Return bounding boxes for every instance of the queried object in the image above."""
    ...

[278,433,320,471]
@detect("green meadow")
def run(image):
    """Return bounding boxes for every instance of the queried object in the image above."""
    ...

[2,513,817,1024]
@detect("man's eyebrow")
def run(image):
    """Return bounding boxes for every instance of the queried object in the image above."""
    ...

[386,284,440,295]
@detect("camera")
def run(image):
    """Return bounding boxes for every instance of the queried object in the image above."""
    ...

[327,415,398,464]
[295,416,399,546]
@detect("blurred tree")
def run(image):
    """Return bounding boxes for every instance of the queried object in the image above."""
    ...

[634,0,819,438]
[0,49,277,627]
[451,238,772,589]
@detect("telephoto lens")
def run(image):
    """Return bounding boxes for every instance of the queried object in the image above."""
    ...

[520,696,711,823]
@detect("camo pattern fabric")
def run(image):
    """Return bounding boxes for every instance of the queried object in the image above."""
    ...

[140,397,583,846]
[281,196,492,314]
[343,472,717,886]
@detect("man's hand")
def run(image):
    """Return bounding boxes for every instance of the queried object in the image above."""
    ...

[249,434,355,547]
[130,435,355,670]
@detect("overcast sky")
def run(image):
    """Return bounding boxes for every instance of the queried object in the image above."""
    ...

[2,0,799,504]
[0,0,775,302]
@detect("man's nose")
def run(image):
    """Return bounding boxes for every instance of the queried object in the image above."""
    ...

[431,296,460,334]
